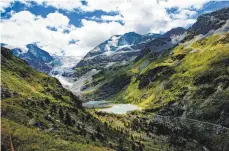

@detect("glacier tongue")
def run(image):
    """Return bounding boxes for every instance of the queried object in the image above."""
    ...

[49,56,81,93]
[49,56,99,95]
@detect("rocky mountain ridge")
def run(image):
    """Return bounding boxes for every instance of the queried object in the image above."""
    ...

[9,44,56,73]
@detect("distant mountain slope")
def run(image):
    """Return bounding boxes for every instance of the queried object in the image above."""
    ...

[72,29,186,95]
[185,7,229,41]
[4,44,82,87]
[142,27,186,54]
[84,32,160,59]
[9,44,56,73]
[0,47,132,151]
[74,32,161,78]
[2,43,82,94]
[71,28,185,94]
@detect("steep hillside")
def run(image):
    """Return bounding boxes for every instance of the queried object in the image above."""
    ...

[114,33,229,123]
[0,47,133,151]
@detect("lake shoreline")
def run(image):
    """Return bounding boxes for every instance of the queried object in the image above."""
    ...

[82,100,141,114]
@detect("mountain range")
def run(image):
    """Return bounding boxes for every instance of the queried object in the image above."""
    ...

[5,44,56,73]
[74,32,162,78]
[1,4,229,151]
[3,1,229,81]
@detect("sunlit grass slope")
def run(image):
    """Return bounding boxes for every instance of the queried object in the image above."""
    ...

[1,47,127,151]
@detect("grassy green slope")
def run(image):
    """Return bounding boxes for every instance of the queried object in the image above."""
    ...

[86,33,229,126]
[0,47,132,151]
[115,34,229,104]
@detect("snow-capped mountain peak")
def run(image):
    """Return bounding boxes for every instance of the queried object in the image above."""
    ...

[84,31,160,59]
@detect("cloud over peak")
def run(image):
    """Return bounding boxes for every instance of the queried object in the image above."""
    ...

[1,0,228,56]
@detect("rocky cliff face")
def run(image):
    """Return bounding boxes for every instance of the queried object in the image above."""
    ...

[139,27,186,57]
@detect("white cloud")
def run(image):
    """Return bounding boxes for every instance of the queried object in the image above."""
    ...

[1,0,227,12]
[44,0,83,11]
[101,15,123,21]
[1,11,125,57]
[57,0,216,34]
[159,0,211,9]
[46,12,69,27]
[82,0,121,12]
[0,0,84,12]
[64,19,125,56]
[0,1,13,12]
[1,0,228,57]
[171,9,197,19]
[171,33,187,44]
[81,0,229,34]
[118,0,172,34]
[107,0,195,34]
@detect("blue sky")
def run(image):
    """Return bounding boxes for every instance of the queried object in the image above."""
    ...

[1,0,229,57]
